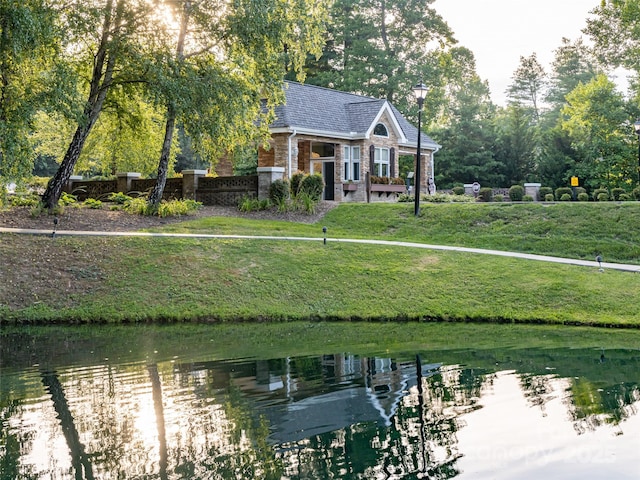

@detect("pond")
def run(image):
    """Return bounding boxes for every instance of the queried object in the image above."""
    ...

[1,324,639,479]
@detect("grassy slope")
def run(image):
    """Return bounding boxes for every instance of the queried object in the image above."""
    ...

[2,202,640,326]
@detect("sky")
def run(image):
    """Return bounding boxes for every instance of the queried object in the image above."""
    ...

[432,0,602,105]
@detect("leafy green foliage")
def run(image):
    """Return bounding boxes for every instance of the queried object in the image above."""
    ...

[478,187,493,202]
[83,198,102,209]
[299,173,324,201]
[269,179,290,204]
[508,185,524,201]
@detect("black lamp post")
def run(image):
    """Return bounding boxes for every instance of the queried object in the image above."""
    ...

[413,82,428,216]
[634,119,640,186]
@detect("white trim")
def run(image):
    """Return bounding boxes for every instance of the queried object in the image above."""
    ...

[270,126,367,140]
[365,102,408,143]
[257,167,286,173]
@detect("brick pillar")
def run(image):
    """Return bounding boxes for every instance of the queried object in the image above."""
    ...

[257,167,285,200]
[182,170,208,199]
[116,172,141,193]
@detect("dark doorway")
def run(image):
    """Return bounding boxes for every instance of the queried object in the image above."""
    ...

[323,162,335,200]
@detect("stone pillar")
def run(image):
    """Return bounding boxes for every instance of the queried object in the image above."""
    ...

[257,167,285,200]
[464,184,473,196]
[524,183,542,201]
[182,169,208,199]
[65,175,83,193]
[116,172,141,194]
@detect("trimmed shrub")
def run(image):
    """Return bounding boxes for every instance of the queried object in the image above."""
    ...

[299,173,324,201]
[452,186,465,195]
[633,186,640,200]
[493,194,504,202]
[544,193,554,202]
[577,192,589,202]
[290,171,305,197]
[538,186,553,201]
[611,188,626,201]
[508,185,524,201]
[269,179,290,204]
[478,187,493,202]
[523,195,534,202]
[560,193,572,201]
[555,187,572,200]
[593,188,608,201]
[620,193,632,201]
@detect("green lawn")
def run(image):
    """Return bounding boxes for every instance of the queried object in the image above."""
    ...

[3,202,640,326]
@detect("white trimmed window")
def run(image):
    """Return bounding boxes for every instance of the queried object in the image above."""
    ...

[374,147,389,176]
[343,146,361,181]
[373,123,389,137]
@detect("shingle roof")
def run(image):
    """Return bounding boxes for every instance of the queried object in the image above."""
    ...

[271,81,438,149]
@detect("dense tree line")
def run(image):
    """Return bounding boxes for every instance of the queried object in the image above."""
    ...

[2,0,640,206]
[294,0,640,192]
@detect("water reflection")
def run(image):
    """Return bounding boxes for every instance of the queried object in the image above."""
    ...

[1,341,639,479]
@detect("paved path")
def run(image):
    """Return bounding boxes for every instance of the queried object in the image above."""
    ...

[2,226,639,273]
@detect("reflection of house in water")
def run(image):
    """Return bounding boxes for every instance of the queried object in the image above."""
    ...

[183,354,441,444]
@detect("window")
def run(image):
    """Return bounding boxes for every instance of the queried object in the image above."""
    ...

[373,123,388,137]
[374,147,389,176]
[343,146,361,181]
[311,142,335,158]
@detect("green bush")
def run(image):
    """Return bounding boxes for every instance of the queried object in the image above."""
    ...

[478,187,493,202]
[156,199,202,217]
[538,186,553,201]
[10,193,40,207]
[611,188,626,201]
[83,198,103,209]
[108,192,132,204]
[299,173,324,201]
[555,187,572,200]
[523,195,534,202]
[544,193,554,202]
[577,192,589,202]
[269,179,290,204]
[290,171,305,197]
[560,193,572,201]
[593,188,608,201]
[633,186,640,200]
[493,194,504,202]
[619,193,632,201]
[452,186,465,195]
[508,185,524,201]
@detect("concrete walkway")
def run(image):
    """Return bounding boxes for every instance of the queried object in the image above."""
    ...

[2,226,640,273]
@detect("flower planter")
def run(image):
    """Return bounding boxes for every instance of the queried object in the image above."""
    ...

[342,183,358,192]
[370,184,407,195]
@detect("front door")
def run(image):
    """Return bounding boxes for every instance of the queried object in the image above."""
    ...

[323,162,335,200]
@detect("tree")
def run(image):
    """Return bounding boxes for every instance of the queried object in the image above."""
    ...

[506,53,547,122]
[585,0,640,73]
[560,74,635,190]
[431,48,500,187]
[493,104,538,185]
[147,0,329,207]
[0,0,59,183]
[41,0,158,209]
[297,0,455,115]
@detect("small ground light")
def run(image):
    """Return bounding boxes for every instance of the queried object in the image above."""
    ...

[51,217,59,238]
[322,226,327,245]
[596,254,603,272]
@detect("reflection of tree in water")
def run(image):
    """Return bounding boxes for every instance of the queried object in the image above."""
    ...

[569,378,640,435]
[519,373,557,416]
[0,398,36,480]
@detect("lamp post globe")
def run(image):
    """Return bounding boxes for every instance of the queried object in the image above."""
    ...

[412,82,428,216]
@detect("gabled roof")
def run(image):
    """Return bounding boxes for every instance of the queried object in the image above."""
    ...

[270,81,439,150]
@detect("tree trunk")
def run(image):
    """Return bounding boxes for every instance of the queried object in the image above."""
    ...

[148,1,190,208]
[148,109,176,207]
[41,0,120,210]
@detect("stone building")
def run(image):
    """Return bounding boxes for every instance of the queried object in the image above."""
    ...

[258,81,440,202]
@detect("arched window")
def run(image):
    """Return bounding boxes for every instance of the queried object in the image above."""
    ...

[373,123,388,137]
